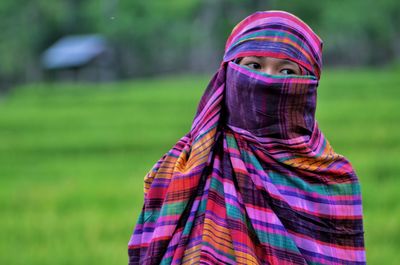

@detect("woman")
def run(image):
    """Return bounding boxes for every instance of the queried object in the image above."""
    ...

[128,10,365,265]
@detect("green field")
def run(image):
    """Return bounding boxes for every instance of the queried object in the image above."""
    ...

[1,69,399,264]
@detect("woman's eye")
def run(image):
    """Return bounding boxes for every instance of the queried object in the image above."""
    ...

[280,69,296,75]
[245,62,261,70]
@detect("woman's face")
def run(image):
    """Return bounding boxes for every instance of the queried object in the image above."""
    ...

[238,56,301,76]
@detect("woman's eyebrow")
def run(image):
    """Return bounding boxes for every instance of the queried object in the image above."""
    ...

[280,59,297,65]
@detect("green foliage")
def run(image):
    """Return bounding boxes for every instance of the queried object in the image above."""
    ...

[1,0,399,84]
[0,69,399,264]
[270,0,400,65]
[0,1,58,75]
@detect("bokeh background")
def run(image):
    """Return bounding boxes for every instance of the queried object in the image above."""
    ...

[1,1,399,264]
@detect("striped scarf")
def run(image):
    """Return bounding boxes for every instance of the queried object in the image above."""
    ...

[128,11,365,265]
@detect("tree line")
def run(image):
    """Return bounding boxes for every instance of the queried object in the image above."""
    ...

[1,0,399,89]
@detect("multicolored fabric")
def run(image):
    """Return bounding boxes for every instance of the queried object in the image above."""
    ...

[128,11,365,265]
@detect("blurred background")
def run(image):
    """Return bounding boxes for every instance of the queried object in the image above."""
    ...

[1,0,400,90]
[1,0,399,264]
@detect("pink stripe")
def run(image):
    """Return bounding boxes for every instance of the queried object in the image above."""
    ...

[248,172,361,217]
[244,204,283,227]
[291,233,366,262]
[153,224,176,238]
[247,17,320,52]
[157,214,180,223]
[129,231,154,245]
[230,13,321,54]
[191,84,223,131]
[282,193,362,216]
[229,155,361,216]
[196,110,220,137]
[164,230,183,257]
[231,27,316,59]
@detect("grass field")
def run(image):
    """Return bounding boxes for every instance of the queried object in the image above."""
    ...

[1,69,399,264]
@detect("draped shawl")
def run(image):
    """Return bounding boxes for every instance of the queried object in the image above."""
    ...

[128,10,365,265]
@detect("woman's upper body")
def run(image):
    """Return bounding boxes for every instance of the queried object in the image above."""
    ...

[129,10,365,265]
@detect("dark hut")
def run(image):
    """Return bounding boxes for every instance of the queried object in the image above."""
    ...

[42,34,115,82]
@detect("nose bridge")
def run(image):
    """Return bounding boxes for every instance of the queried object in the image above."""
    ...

[263,67,273,75]
[262,62,276,75]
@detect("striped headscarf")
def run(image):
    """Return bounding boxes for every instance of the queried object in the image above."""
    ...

[128,10,365,265]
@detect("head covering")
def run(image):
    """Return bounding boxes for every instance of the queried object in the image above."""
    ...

[128,10,365,265]
[224,11,323,78]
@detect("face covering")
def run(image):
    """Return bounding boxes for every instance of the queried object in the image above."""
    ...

[225,61,318,139]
